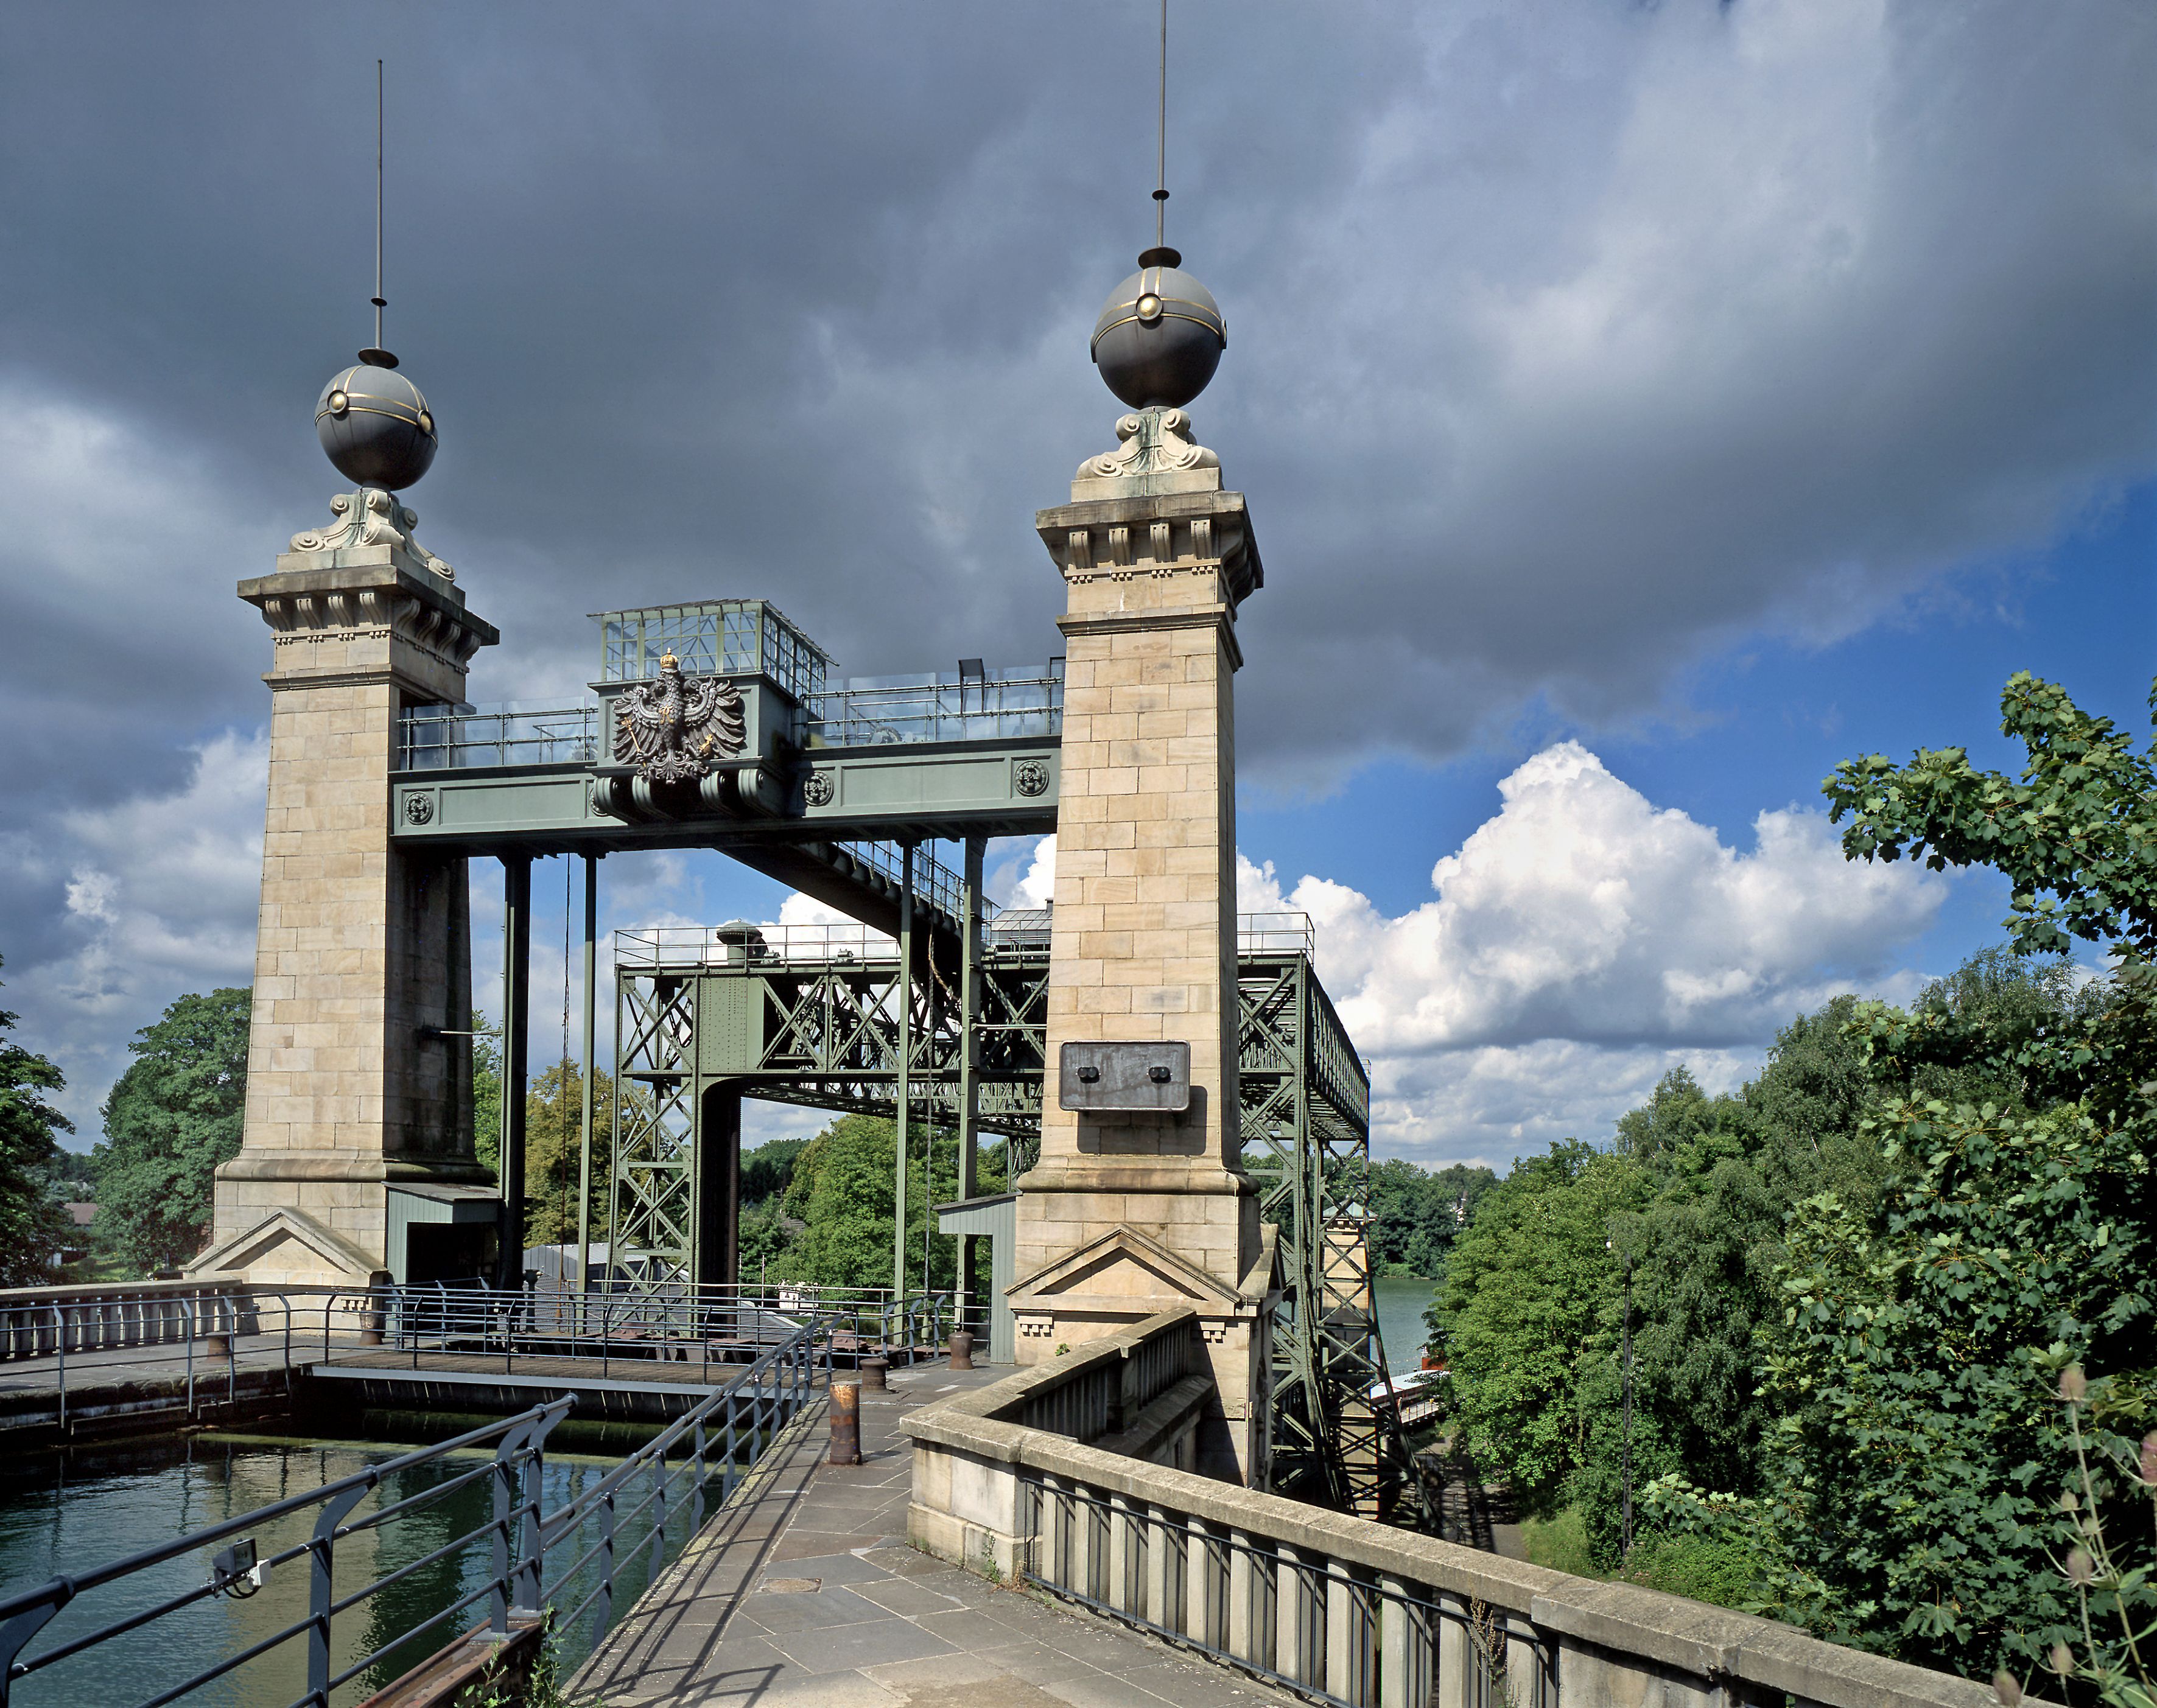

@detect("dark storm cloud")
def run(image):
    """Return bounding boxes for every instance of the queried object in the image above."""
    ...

[1,0,2151,1126]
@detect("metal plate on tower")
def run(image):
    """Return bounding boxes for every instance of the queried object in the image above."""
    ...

[1057,1041,1191,1113]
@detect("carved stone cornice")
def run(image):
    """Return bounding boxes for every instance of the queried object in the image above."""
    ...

[1036,487,1263,611]
[240,547,499,699]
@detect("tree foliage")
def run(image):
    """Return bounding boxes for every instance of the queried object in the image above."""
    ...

[1367,1157,1496,1278]
[1754,1098,2152,1678]
[0,956,70,1284]
[516,1059,623,1248]
[1744,668,2157,1683]
[93,987,249,1275]
[1824,672,2157,963]
[1426,1138,1650,1513]
[769,1115,1009,1293]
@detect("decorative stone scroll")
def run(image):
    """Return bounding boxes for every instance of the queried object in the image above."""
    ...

[613,651,747,783]
[1075,407,1221,487]
[289,487,456,580]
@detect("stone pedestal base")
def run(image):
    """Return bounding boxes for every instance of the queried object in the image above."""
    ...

[1007,1211,1277,1484]
[194,1152,497,1286]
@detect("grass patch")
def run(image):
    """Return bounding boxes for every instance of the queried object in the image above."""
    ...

[1519,1507,1596,1578]
[1520,1509,1762,1611]
[1614,1534,1760,1609]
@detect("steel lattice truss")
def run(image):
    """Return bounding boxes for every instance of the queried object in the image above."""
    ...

[611,936,1428,1526]
[1235,953,1428,1523]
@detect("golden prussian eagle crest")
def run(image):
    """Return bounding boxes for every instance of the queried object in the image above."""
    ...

[613,652,746,783]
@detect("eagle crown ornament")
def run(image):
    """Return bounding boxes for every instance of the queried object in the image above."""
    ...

[613,651,746,783]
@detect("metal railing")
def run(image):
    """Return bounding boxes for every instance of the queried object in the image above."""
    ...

[615,910,1319,970]
[806,663,1064,749]
[596,600,829,702]
[0,1289,306,1432]
[398,702,600,771]
[1238,912,1316,957]
[616,915,1016,971]
[0,1320,829,1708]
[322,1281,975,1379]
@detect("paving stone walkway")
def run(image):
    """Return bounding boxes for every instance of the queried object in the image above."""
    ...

[575,1365,1299,1708]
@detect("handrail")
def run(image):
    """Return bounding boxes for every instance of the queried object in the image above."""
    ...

[0,1317,835,1708]
[311,1281,979,1377]
[0,1288,306,1432]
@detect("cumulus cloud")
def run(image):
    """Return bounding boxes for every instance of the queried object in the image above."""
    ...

[990,746,1942,1163]
[1235,743,1944,1160]
[1246,743,1941,1054]
[3,730,267,1130]
[1006,836,1057,912]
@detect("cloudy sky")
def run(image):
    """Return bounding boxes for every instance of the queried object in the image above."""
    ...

[2,1,2151,1169]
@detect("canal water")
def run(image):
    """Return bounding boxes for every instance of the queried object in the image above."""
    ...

[0,1429,709,1708]
[1372,1274,1436,1376]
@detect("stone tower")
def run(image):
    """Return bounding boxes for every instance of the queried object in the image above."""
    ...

[1009,365,1273,1477]
[191,352,500,1284]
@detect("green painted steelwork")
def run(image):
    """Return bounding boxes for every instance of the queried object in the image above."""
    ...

[935,1192,1017,1363]
[595,599,830,700]
[608,916,1431,1525]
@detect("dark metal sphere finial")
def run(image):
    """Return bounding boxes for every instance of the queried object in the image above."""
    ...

[315,355,437,491]
[1090,252,1225,410]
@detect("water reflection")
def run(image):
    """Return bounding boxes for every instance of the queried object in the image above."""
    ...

[0,1430,708,1707]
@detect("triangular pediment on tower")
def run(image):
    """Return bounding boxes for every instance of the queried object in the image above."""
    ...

[186,1206,383,1286]
[1006,1222,1243,1316]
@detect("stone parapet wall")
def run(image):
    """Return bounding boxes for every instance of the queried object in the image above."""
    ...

[907,1340,2005,1708]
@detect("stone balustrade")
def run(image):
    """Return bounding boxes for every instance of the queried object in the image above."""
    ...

[907,1310,2002,1708]
[0,1280,274,1360]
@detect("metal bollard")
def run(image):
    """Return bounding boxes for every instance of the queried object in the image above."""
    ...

[859,1356,888,1391]
[360,1272,390,1346]
[949,1331,975,1371]
[828,1381,862,1465]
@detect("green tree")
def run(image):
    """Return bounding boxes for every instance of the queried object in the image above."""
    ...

[0,955,71,1284]
[1753,1097,2149,1679]
[1367,1158,1496,1278]
[472,1012,502,1172]
[772,1114,1007,1293]
[93,987,249,1275]
[1733,669,2157,1681]
[517,1059,622,1249]
[742,1135,808,1205]
[1425,1138,1650,1513]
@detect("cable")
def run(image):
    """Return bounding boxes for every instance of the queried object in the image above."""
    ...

[1156,0,1169,251]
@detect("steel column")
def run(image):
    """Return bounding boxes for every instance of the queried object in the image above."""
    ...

[500,854,533,1287]
[576,853,599,1315]
[956,835,984,1328]
[891,843,915,1298]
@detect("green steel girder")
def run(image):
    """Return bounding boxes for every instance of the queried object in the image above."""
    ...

[610,929,1429,1527]
[390,737,1057,856]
